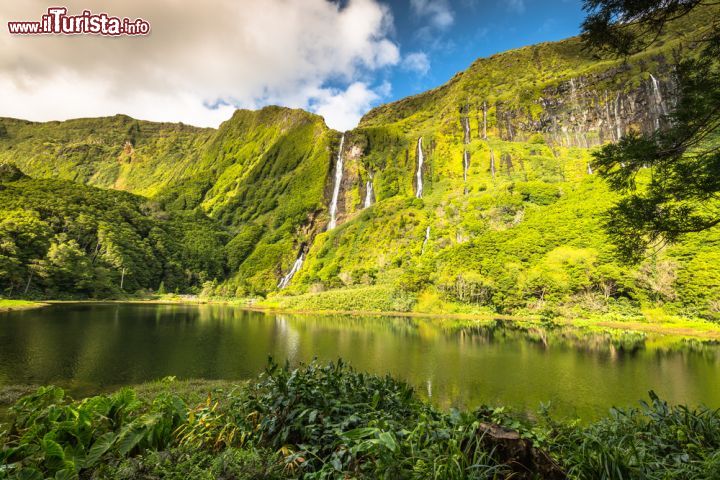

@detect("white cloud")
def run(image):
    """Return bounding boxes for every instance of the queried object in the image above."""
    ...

[0,0,400,130]
[401,52,430,76]
[410,0,455,29]
[506,0,526,13]
[311,82,387,132]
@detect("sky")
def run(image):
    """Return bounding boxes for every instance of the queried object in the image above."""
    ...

[0,0,587,131]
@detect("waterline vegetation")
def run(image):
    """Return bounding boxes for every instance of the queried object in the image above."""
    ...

[1,360,719,479]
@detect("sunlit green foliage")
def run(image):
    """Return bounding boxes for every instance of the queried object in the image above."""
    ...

[548,391,720,479]
[2,361,717,479]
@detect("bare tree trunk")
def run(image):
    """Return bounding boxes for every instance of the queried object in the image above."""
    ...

[24,271,33,295]
[120,267,126,290]
[490,149,496,179]
[91,242,101,264]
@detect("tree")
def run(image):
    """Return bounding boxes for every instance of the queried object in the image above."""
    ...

[33,234,94,294]
[582,1,720,261]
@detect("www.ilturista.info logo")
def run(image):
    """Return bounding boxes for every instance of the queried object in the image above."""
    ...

[8,7,150,36]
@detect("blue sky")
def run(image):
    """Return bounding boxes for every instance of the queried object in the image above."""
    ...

[374,0,587,103]
[2,0,588,130]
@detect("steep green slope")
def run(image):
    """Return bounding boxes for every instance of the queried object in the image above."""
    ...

[270,5,720,320]
[187,108,335,294]
[0,107,336,296]
[0,115,213,196]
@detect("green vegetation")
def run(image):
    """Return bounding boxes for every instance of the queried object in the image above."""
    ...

[0,172,227,297]
[1,7,719,328]
[582,0,720,259]
[0,299,45,312]
[2,361,718,479]
[0,107,333,299]
[267,285,415,313]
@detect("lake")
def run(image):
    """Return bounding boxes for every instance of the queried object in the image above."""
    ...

[1,303,719,419]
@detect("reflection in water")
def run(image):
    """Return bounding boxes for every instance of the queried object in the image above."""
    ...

[0,304,719,420]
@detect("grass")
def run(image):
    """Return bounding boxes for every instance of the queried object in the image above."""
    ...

[0,299,46,312]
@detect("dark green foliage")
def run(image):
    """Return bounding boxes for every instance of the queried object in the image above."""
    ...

[514,181,561,205]
[0,164,25,183]
[0,362,517,479]
[2,362,718,479]
[101,447,284,480]
[581,0,705,56]
[547,391,720,479]
[0,176,227,297]
[226,224,265,271]
[584,1,720,259]
[0,385,187,479]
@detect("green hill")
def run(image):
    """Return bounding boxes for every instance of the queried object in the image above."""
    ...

[1,5,718,320]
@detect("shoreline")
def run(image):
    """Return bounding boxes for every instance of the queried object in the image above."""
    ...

[0,299,48,312]
[9,297,720,341]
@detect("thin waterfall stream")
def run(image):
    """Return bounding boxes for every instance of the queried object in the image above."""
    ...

[416,137,424,198]
[278,251,304,289]
[364,177,374,208]
[421,226,430,254]
[327,133,345,230]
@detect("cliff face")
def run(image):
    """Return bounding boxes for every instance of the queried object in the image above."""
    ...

[494,68,677,147]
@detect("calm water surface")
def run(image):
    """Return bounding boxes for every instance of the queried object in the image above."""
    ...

[1,303,719,419]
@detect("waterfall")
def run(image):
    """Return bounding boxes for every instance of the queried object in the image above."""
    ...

[462,116,470,144]
[604,91,614,141]
[463,149,470,182]
[463,150,470,182]
[278,251,304,289]
[416,137,424,198]
[614,94,623,140]
[649,74,667,130]
[490,149,496,179]
[650,74,667,114]
[421,226,430,255]
[482,101,488,140]
[463,149,470,195]
[364,178,374,208]
[327,133,345,230]
[587,163,593,175]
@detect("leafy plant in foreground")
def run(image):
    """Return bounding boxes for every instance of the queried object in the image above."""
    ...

[547,391,720,479]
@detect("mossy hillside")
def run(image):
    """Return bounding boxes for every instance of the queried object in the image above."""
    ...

[291,129,720,318]
[196,109,336,295]
[0,115,213,196]
[0,107,337,297]
[276,5,720,319]
[153,107,337,296]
